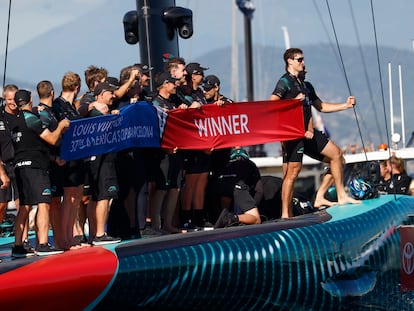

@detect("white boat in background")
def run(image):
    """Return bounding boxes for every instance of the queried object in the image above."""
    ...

[251,147,414,198]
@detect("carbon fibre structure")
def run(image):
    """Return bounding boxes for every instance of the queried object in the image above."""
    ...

[91,195,414,310]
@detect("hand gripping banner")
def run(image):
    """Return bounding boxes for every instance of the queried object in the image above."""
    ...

[60,99,304,161]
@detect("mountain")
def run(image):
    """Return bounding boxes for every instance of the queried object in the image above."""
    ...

[1,1,138,89]
[1,3,412,155]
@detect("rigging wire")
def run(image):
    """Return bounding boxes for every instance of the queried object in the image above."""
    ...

[369,0,391,154]
[325,0,368,161]
[348,0,384,143]
[369,0,396,199]
[312,0,373,147]
[371,0,397,200]
[2,0,12,91]
[311,0,342,70]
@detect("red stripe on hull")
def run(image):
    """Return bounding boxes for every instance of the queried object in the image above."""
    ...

[0,246,117,310]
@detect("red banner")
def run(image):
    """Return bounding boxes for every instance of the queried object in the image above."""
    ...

[161,99,304,149]
[400,226,414,291]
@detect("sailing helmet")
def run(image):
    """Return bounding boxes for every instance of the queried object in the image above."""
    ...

[349,177,373,200]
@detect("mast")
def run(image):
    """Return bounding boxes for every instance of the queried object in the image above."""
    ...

[281,26,290,50]
[2,0,12,90]
[388,62,394,138]
[398,64,406,146]
[231,2,239,101]
[243,12,254,101]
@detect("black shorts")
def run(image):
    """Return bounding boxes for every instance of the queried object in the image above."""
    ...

[49,161,64,197]
[160,152,183,189]
[86,154,119,201]
[182,150,211,174]
[233,181,256,214]
[282,130,329,163]
[16,167,51,205]
[141,148,166,185]
[63,159,85,187]
[115,150,146,199]
[0,163,18,203]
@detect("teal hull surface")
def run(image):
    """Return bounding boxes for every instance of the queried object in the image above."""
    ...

[93,195,414,310]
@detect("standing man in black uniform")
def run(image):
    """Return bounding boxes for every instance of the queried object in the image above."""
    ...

[36,80,66,248]
[270,48,359,218]
[2,84,27,246]
[0,111,12,226]
[150,72,182,233]
[10,89,70,257]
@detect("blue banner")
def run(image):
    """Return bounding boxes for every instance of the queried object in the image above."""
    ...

[60,102,161,161]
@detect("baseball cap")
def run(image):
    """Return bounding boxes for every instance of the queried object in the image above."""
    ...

[14,89,32,107]
[202,75,220,90]
[94,82,117,96]
[186,62,209,75]
[155,72,178,88]
[138,64,154,75]
[106,76,120,88]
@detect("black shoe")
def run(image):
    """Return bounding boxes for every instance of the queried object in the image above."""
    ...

[23,240,35,252]
[12,245,36,258]
[74,235,88,244]
[225,213,240,227]
[181,221,201,232]
[202,221,214,231]
[140,227,163,237]
[92,233,121,245]
[35,243,64,256]
[214,209,239,228]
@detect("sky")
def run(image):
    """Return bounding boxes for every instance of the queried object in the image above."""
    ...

[1,0,414,60]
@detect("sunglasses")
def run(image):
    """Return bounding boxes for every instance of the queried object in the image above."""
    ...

[293,57,304,63]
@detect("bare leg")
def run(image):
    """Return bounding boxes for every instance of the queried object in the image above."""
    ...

[150,189,166,230]
[62,185,83,249]
[14,205,31,246]
[0,202,6,223]
[314,173,336,208]
[181,174,196,212]
[281,162,302,218]
[95,199,109,238]
[124,187,137,230]
[146,181,156,224]
[321,141,361,205]
[192,172,209,211]
[36,202,50,245]
[162,188,181,233]
[238,207,261,225]
[16,198,30,244]
[50,196,63,248]
[87,200,97,241]
[136,183,148,229]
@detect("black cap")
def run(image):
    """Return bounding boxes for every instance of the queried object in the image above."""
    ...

[94,82,117,96]
[155,72,178,88]
[202,75,220,90]
[186,62,209,75]
[106,77,120,88]
[14,89,32,107]
[138,64,154,74]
